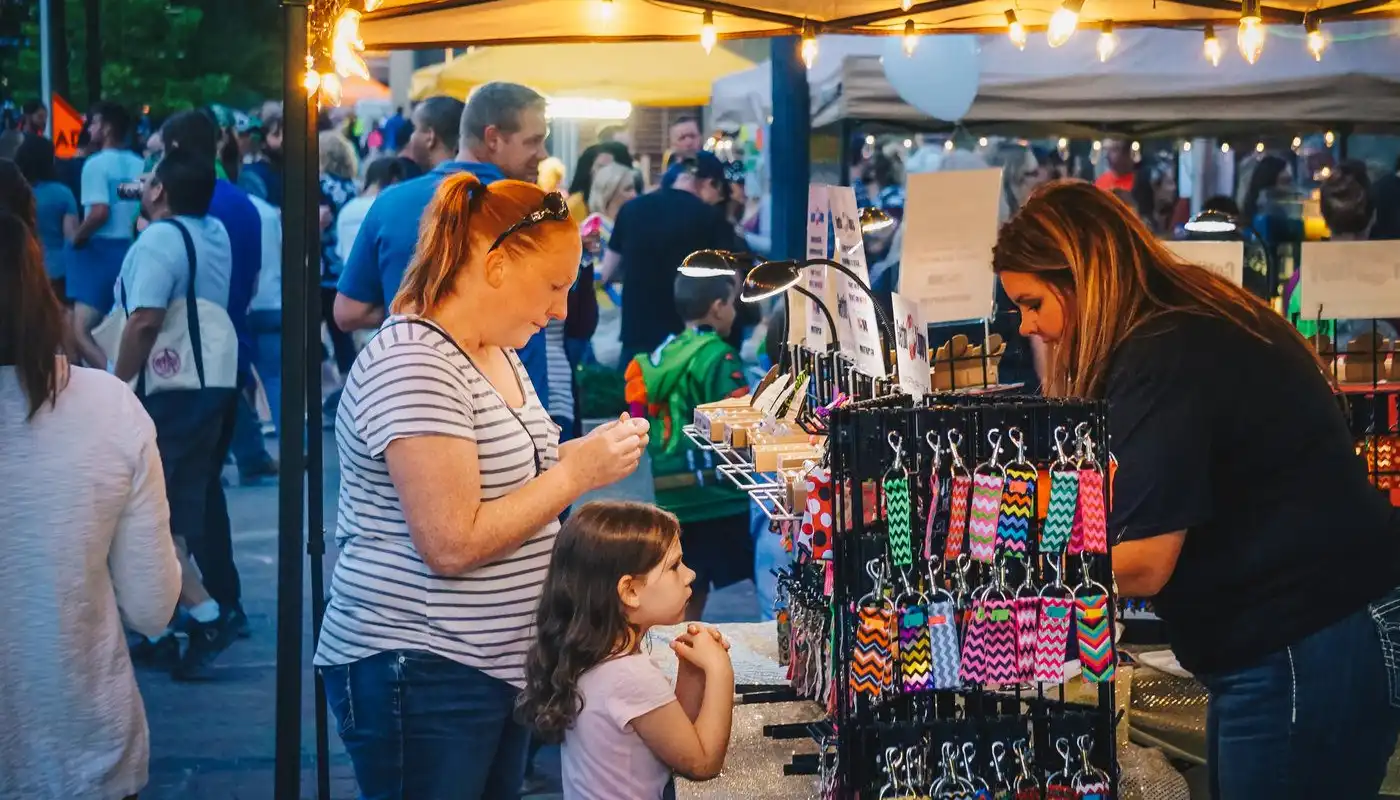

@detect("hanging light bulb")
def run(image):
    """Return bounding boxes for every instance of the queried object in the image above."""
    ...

[1047,0,1084,48]
[1291,136,1302,149]
[1324,130,1336,147]
[978,137,989,147]
[1221,142,1231,153]
[1131,140,1141,153]
[331,9,371,79]
[1255,142,1265,153]
[303,66,322,96]
[903,138,914,148]
[1096,20,1117,62]
[1005,9,1028,50]
[1237,0,1265,65]
[902,19,919,56]
[362,0,382,10]
[901,0,912,10]
[700,9,717,54]
[944,139,954,151]
[865,134,876,145]
[1203,23,1223,67]
[1056,137,1069,151]
[597,0,615,20]
[800,26,818,70]
[320,72,343,106]
[1305,14,1326,61]
[1183,141,1192,152]
[1092,140,1102,151]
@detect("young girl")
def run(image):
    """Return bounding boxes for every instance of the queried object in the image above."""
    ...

[519,501,735,799]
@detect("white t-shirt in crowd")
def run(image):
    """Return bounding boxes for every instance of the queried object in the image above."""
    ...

[116,215,233,312]
[249,195,283,312]
[336,195,374,264]
[80,148,146,240]
[561,654,677,800]
[0,363,181,800]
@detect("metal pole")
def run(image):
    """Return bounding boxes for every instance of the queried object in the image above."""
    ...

[275,2,310,798]
[769,36,810,262]
[38,0,52,136]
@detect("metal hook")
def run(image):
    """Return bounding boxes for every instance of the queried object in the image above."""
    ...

[990,741,1010,788]
[986,427,1004,466]
[888,431,904,461]
[947,429,967,471]
[1053,425,1072,462]
[925,429,943,471]
[1008,426,1029,463]
[1056,737,1074,773]
[1076,735,1094,770]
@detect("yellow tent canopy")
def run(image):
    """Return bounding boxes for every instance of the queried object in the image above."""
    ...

[363,0,1400,50]
[409,42,757,106]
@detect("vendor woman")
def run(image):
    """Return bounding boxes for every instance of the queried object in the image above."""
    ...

[995,180,1400,798]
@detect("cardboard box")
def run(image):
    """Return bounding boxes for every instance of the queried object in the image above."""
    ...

[694,396,754,435]
[754,441,825,473]
[932,333,1006,391]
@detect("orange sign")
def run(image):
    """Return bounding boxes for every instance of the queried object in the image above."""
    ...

[51,95,84,159]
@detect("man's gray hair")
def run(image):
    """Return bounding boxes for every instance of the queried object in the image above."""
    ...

[416,95,466,152]
[461,82,546,145]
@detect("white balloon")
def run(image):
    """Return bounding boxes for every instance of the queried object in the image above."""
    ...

[881,35,981,122]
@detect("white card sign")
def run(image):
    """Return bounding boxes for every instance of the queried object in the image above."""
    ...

[1299,241,1400,320]
[785,287,809,348]
[828,185,887,378]
[891,292,931,397]
[1167,241,1244,286]
[898,169,1001,324]
[805,185,831,348]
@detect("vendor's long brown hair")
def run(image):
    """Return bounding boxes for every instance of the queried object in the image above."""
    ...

[517,501,680,743]
[0,210,68,419]
[992,180,1316,398]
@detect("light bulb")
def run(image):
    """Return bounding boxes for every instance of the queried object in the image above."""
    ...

[1319,165,1333,179]
[1047,0,1083,48]
[1325,130,1336,147]
[303,69,321,95]
[1183,141,1192,152]
[1255,142,1265,153]
[362,0,381,10]
[1305,16,1325,61]
[332,9,370,79]
[1131,140,1140,153]
[1203,24,1223,67]
[1221,142,1231,153]
[1096,20,1117,62]
[1057,137,1068,151]
[320,72,343,106]
[597,0,615,20]
[865,135,876,145]
[1092,140,1102,151]
[978,137,989,147]
[902,19,918,56]
[944,140,954,151]
[800,31,818,70]
[1237,0,1265,65]
[901,0,912,10]
[1291,136,1302,149]
[1005,9,1027,50]
[903,138,913,148]
[700,9,716,54]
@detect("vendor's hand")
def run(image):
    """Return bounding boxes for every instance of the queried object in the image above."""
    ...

[561,412,647,493]
[671,625,734,677]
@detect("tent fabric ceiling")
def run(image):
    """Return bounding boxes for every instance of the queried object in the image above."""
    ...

[363,0,1400,50]
[410,42,757,105]
[709,26,1400,136]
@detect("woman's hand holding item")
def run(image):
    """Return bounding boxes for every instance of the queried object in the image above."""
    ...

[561,412,648,493]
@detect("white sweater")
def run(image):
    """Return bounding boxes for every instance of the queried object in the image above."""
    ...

[0,363,182,800]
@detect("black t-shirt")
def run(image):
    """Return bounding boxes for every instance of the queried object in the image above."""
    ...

[609,188,740,357]
[1109,310,1400,675]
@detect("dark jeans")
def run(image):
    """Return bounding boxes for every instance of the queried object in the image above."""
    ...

[196,394,242,609]
[323,650,530,800]
[1199,590,1400,799]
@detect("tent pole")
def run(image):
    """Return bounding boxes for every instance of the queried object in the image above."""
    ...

[276,1,311,798]
[770,35,810,262]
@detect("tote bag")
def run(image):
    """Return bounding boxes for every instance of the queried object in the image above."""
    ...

[93,218,239,395]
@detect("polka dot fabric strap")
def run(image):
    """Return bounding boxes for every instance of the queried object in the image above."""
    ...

[802,467,834,561]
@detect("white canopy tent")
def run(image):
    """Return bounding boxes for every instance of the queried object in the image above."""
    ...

[712,24,1400,136]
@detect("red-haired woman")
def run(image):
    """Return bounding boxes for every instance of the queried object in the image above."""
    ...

[315,172,649,798]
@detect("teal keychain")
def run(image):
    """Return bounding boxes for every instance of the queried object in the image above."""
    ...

[884,432,914,569]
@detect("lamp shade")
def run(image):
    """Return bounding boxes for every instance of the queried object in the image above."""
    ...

[859,205,895,234]
[1184,209,1239,235]
[679,249,740,277]
[741,260,804,302]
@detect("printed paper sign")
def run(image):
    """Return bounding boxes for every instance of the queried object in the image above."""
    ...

[805,185,831,348]
[898,169,1001,324]
[891,293,931,397]
[785,287,809,348]
[828,185,887,378]
[1167,241,1244,286]
[1299,241,1400,320]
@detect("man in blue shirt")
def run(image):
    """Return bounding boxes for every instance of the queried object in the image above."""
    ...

[334,83,552,395]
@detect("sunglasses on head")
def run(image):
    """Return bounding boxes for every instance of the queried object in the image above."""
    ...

[488,192,570,253]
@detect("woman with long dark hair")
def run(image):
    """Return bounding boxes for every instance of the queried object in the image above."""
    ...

[0,210,181,799]
[994,180,1400,797]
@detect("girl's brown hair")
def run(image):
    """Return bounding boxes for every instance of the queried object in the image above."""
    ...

[0,211,69,419]
[391,172,578,316]
[517,501,681,743]
[992,180,1317,398]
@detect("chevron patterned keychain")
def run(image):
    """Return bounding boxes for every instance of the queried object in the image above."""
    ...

[924,431,948,560]
[959,584,991,685]
[1069,423,1108,556]
[996,427,1036,559]
[944,429,973,561]
[1070,735,1111,800]
[1041,426,1080,553]
[924,558,961,689]
[884,432,915,569]
[852,559,896,700]
[1014,581,1040,683]
[968,429,1007,564]
[1074,561,1116,683]
[980,575,1020,685]
[1034,558,1076,685]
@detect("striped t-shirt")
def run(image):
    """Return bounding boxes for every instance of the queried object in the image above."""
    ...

[313,316,561,687]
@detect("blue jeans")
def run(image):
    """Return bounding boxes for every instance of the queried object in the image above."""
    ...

[1199,590,1400,799]
[322,650,530,800]
[248,309,282,434]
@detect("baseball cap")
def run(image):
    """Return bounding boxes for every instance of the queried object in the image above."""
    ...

[662,150,727,190]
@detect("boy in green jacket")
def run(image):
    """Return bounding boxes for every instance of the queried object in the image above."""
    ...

[626,272,752,619]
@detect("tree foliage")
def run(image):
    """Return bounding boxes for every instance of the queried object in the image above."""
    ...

[2,0,282,117]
